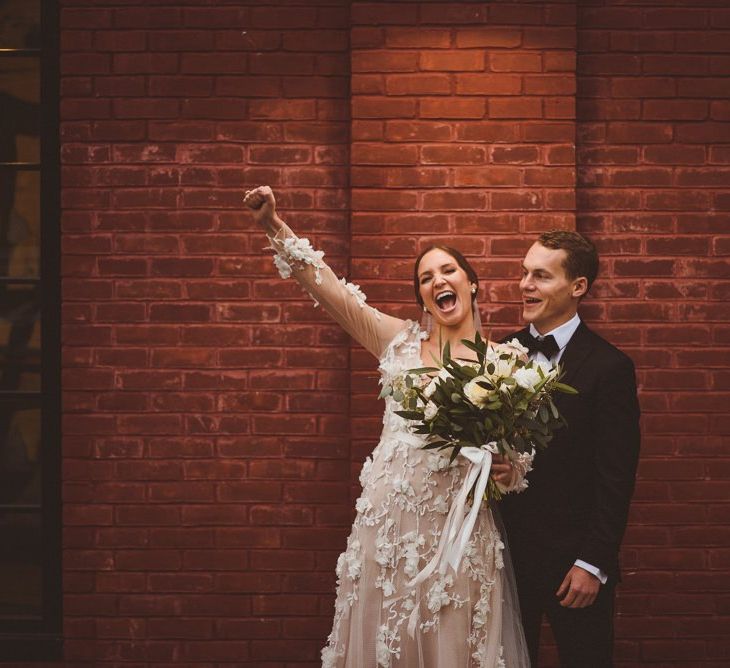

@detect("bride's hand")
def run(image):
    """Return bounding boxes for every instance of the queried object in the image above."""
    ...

[490,453,514,487]
[243,185,284,235]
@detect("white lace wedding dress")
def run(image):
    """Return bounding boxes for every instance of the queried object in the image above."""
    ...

[266,226,530,668]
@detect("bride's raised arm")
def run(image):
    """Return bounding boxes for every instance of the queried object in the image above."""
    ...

[244,186,408,359]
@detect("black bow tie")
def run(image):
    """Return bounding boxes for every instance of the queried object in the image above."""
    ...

[523,332,560,359]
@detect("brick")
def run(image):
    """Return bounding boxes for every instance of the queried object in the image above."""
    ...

[580,54,640,75]
[116,8,182,29]
[644,8,709,30]
[455,73,522,96]
[351,96,417,119]
[606,122,673,144]
[489,4,543,26]
[643,55,709,76]
[523,27,576,49]
[491,146,539,164]
[420,50,485,72]
[643,100,708,121]
[491,191,543,210]
[455,28,521,48]
[351,143,418,165]
[384,27,448,48]
[421,98,485,119]
[422,190,487,210]
[351,50,418,73]
[114,53,178,74]
[385,74,450,96]
[490,52,542,72]
[489,97,542,119]
[351,26,385,48]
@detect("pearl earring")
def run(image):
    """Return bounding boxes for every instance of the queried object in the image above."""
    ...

[471,287,476,294]
[423,305,428,313]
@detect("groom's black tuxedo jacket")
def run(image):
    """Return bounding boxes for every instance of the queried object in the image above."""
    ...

[500,322,641,585]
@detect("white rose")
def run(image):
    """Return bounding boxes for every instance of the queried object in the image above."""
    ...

[504,337,529,356]
[464,376,493,407]
[487,357,515,381]
[513,366,542,391]
[423,377,438,398]
[424,401,438,421]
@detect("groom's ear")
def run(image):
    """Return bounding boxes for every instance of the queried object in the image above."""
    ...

[572,276,588,300]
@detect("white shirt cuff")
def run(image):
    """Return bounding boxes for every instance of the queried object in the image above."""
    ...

[574,559,608,584]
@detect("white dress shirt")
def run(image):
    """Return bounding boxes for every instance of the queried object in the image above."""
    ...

[529,313,608,585]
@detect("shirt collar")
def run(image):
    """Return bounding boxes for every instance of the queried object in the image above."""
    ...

[529,313,581,352]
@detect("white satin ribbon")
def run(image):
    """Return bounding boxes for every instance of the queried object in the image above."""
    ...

[399,442,498,637]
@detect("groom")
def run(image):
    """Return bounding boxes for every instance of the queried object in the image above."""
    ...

[499,231,641,667]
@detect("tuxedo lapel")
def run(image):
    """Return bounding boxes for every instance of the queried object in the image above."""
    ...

[557,321,594,387]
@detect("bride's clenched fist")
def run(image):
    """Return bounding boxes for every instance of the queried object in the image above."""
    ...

[243,185,283,234]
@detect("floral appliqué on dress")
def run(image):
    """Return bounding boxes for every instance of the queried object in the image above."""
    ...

[321,323,508,667]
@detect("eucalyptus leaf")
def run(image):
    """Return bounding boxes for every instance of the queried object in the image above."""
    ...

[448,446,461,465]
[461,339,482,355]
[409,366,440,375]
[395,410,424,420]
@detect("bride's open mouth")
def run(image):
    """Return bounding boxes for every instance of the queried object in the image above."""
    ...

[435,290,458,313]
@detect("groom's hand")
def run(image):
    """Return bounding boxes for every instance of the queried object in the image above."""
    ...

[556,565,600,608]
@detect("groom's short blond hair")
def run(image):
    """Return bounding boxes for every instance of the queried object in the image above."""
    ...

[537,230,599,291]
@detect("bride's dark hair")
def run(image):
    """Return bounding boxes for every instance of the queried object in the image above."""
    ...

[413,245,480,308]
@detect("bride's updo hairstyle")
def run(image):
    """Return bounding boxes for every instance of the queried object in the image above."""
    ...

[412,245,480,309]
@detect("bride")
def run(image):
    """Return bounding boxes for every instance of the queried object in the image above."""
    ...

[244,186,530,667]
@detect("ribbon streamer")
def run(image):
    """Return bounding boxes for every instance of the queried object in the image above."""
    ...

[400,443,498,637]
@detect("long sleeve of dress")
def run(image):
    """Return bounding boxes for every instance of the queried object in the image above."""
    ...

[266,224,407,359]
[497,448,535,495]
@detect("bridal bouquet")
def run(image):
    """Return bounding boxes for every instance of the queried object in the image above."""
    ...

[381,332,577,504]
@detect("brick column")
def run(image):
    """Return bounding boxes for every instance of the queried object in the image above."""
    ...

[577,2,730,664]
[349,1,577,473]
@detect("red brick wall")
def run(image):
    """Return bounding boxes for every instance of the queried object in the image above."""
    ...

[60,1,350,664]
[577,2,730,665]
[51,1,729,666]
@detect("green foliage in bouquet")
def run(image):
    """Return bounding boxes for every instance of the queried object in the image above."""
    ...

[379,332,578,501]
